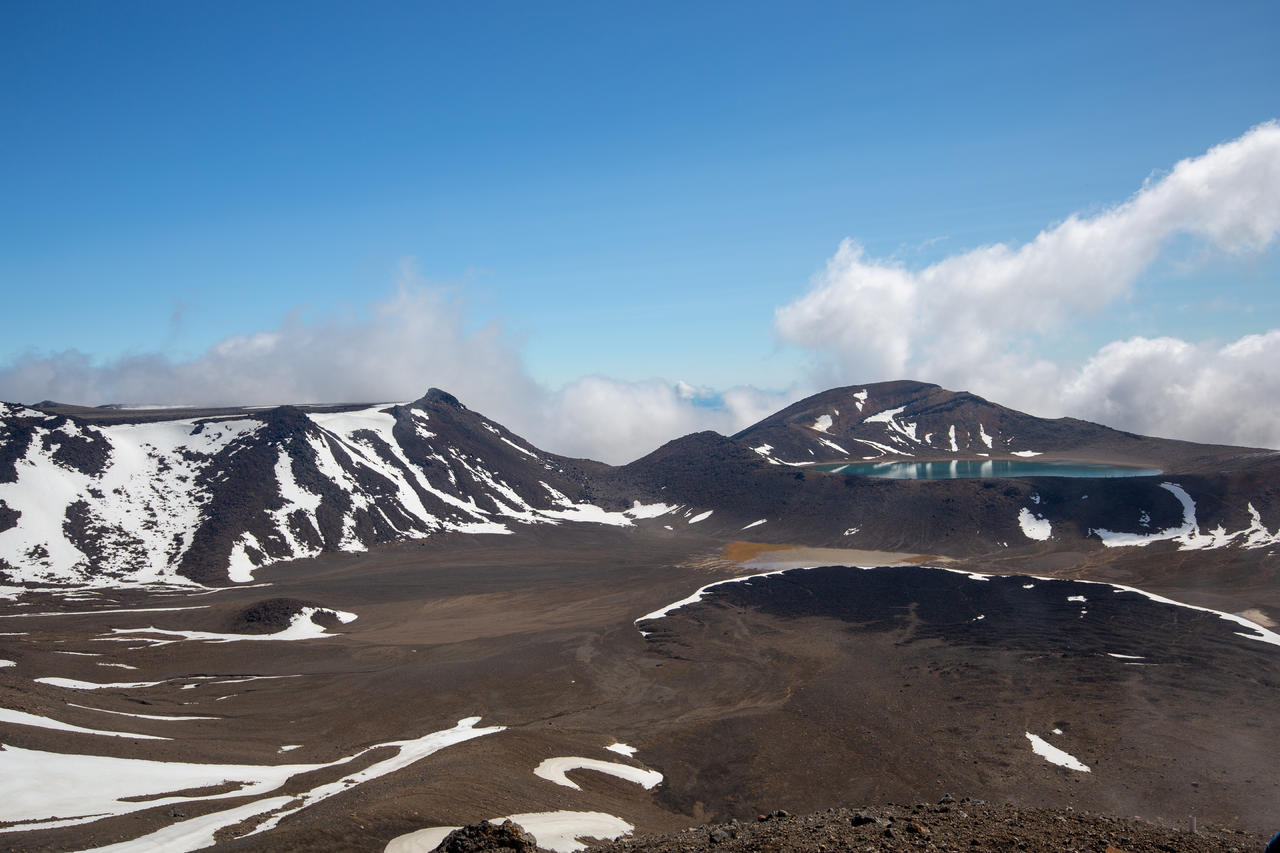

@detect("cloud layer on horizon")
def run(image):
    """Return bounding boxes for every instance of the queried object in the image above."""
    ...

[776,121,1280,449]
[4,124,1279,459]
[0,267,800,464]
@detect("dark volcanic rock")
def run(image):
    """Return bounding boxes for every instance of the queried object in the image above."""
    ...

[435,819,544,852]
[592,802,1265,853]
[227,597,320,634]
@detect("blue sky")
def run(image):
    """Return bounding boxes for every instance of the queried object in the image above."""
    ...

[2,2,1279,461]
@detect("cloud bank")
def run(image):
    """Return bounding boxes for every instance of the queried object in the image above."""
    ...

[4,124,1278,459]
[0,267,799,465]
[776,121,1280,449]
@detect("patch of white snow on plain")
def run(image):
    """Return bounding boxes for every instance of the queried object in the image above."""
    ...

[1067,595,1087,603]
[752,443,773,457]
[1025,732,1090,772]
[1241,503,1280,549]
[1018,508,1051,541]
[1094,483,1198,547]
[741,519,767,530]
[0,659,13,667]
[66,703,219,721]
[1010,450,1042,457]
[948,425,958,452]
[1177,502,1280,551]
[533,756,662,791]
[624,501,676,520]
[0,707,170,740]
[687,510,713,524]
[1022,583,1035,589]
[507,811,633,853]
[851,389,868,411]
[812,414,833,433]
[386,811,633,853]
[0,604,210,619]
[278,744,302,753]
[1107,653,1145,660]
[978,424,993,449]
[605,742,637,757]
[635,568,799,633]
[0,744,323,831]
[34,676,170,690]
[107,607,357,644]
[72,716,505,851]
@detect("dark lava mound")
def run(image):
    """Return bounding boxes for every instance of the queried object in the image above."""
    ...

[227,597,326,634]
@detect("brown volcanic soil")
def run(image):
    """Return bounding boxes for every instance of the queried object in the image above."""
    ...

[2,526,1279,852]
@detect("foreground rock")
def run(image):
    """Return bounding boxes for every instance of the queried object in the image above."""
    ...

[436,819,543,852]
[589,800,1270,853]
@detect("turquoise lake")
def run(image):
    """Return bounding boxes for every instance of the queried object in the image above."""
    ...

[813,459,1163,479]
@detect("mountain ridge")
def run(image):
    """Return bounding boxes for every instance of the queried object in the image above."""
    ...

[2,381,1278,590]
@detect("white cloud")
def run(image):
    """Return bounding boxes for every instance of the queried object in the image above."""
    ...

[545,377,798,464]
[0,264,800,464]
[1059,332,1280,449]
[776,122,1280,449]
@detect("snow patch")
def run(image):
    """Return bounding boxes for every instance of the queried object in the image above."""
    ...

[817,437,850,455]
[624,501,676,520]
[108,607,357,644]
[34,676,170,690]
[1093,483,1198,547]
[66,703,218,721]
[386,811,634,853]
[533,757,662,791]
[812,414,833,433]
[1018,508,1051,541]
[65,716,504,850]
[687,510,713,524]
[1025,732,1090,772]
[741,519,767,530]
[0,707,170,740]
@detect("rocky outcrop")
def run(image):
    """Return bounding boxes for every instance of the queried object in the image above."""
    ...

[435,819,544,853]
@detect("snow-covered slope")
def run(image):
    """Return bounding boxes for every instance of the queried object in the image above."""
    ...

[0,392,670,588]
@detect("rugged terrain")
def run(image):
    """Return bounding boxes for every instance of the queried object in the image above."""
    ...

[1,381,1278,852]
[593,799,1271,853]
